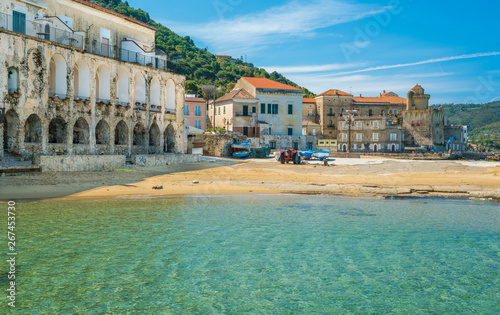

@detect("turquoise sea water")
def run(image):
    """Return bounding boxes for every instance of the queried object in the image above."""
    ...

[1,195,499,314]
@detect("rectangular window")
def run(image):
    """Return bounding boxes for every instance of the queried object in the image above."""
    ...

[270,141,276,149]
[273,104,279,114]
[13,11,26,34]
[243,105,248,116]
[268,104,272,114]
[307,142,313,150]
[195,120,201,129]
[288,127,293,136]
[356,121,363,130]
[253,127,256,135]
[243,127,248,136]
[329,108,333,115]
[372,133,379,141]
[356,134,363,141]
[341,133,348,141]
[223,106,226,114]
[372,121,380,129]
[393,109,398,116]
[292,142,299,149]
[329,120,333,127]
[195,105,201,116]
[341,122,348,130]
[184,105,189,116]
[261,103,266,114]
[218,107,220,115]
[288,104,293,115]
[368,109,373,116]
[390,133,397,141]
[252,106,256,113]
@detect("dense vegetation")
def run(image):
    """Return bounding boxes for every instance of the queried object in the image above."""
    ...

[88,0,314,98]
[437,102,500,151]
[438,102,500,138]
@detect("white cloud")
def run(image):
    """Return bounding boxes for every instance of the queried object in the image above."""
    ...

[319,52,500,77]
[161,0,386,55]
[264,62,364,74]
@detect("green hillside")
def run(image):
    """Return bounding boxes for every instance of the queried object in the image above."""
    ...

[437,102,500,139]
[88,0,314,98]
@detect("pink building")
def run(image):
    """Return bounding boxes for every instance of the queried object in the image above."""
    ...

[184,95,207,131]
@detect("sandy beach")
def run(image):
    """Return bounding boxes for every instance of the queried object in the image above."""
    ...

[1,157,499,201]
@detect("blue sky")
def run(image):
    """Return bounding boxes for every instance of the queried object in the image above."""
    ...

[129,0,499,104]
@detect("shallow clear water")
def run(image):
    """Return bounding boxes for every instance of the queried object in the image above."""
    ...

[1,195,499,313]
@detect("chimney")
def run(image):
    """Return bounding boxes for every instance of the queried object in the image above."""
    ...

[383,90,386,94]
[360,94,362,97]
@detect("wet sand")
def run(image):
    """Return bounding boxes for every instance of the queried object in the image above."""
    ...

[1,157,499,201]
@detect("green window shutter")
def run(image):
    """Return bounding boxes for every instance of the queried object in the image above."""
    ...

[261,103,265,114]
[268,104,272,114]
[288,104,293,115]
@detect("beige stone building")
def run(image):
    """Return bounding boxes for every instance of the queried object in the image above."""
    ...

[209,88,259,136]
[302,97,317,123]
[1,0,186,159]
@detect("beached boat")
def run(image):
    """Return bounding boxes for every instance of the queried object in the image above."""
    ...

[231,141,251,150]
[313,150,330,160]
[298,150,314,159]
[232,151,250,158]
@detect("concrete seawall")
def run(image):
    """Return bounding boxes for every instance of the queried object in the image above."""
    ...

[39,155,126,172]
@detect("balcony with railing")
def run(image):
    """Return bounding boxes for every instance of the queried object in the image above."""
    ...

[0,12,84,49]
[85,42,167,71]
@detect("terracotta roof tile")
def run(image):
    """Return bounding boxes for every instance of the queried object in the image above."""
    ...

[317,89,353,97]
[242,77,302,91]
[72,0,156,31]
[302,121,320,126]
[353,95,407,104]
[215,88,258,103]
[302,98,316,104]
[185,97,206,103]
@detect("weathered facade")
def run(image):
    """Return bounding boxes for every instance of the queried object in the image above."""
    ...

[185,95,206,131]
[1,0,186,160]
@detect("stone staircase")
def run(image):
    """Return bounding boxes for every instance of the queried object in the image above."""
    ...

[0,151,41,174]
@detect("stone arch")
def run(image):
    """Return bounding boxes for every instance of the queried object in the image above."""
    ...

[96,64,111,102]
[164,124,175,153]
[48,117,67,144]
[342,144,347,152]
[117,68,129,103]
[73,117,90,144]
[114,120,128,145]
[166,79,176,111]
[133,122,146,146]
[134,72,146,104]
[7,67,19,94]
[24,114,42,143]
[95,119,110,145]
[150,76,161,106]
[373,144,378,153]
[149,122,160,147]
[74,59,90,99]
[49,54,68,97]
[3,110,20,150]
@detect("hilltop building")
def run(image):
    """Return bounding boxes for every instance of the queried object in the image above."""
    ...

[1,0,186,161]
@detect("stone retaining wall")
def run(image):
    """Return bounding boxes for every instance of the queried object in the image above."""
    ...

[39,155,125,172]
[134,154,201,167]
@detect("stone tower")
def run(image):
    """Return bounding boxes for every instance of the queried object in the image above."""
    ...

[406,84,430,110]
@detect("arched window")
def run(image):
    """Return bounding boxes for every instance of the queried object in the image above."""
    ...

[133,123,146,146]
[115,120,128,145]
[134,72,146,104]
[164,124,175,153]
[25,114,42,143]
[49,54,68,97]
[149,123,160,147]
[48,117,67,144]
[95,119,110,145]
[73,118,90,144]
[96,64,111,102]
[150,76,161,107]
[117,68,129,104]
[74,59,90,99]
[166,79,175,111]
[7,67,18,94]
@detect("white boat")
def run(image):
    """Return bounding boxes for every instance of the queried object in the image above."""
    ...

[231,141,251,149]
[313,150,329,160]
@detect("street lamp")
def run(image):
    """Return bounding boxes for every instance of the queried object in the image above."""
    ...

[343,110,357,153]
